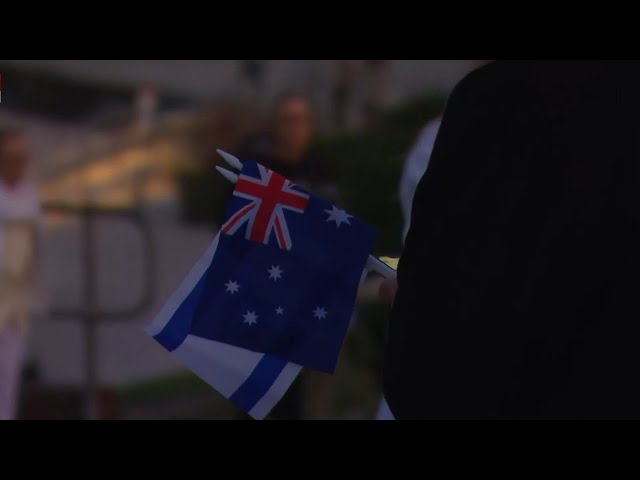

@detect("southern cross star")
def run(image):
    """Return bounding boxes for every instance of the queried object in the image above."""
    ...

[243,310,258,326]
[275,306,284,315]
[268,265,283,281]
[313,306,328,320]
[325,205,352,228]
[225,280,240,294]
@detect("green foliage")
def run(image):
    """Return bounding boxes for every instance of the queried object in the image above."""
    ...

[314,91,448,255]
[177,169,233,228]
[379,90,448,131]
[118,371,215,405]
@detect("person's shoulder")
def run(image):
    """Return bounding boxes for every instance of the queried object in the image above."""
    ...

[444,61,556,121]
[303,150,333,182]
[450,61,529,100]
[0,179,38,198]
[237,132,274,160]
[16,181,40,202]
[458,60,543,84]
[421,116,442,138]
[454,60,626,101]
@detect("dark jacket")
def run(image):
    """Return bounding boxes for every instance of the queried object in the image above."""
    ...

[383,61,640,419]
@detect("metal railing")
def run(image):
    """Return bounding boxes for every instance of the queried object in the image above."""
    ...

[43,202,156,420]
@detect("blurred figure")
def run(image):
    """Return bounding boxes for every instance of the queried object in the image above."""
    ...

[240,91,339,420]
[398,117,442,241]
[331,60,356,129]
[374,115,442,420]
[243,91,337,200]
[0,128,41,420]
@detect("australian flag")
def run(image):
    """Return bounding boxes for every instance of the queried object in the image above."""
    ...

[146,160,376,419]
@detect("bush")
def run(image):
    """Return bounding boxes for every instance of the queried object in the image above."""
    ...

[176,168,233,228]
[315,91,448,255]
[315,91,448,403]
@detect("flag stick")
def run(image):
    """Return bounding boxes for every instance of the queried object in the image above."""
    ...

[215,152,396,280]
[217,149,244,171]
[215,165,239,183]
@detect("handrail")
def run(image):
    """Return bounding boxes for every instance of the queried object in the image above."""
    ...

[43,202,156,321]
[42,202,156,419]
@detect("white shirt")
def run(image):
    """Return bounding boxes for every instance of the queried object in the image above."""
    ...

[0,180,41,264]
[398,117,442,241]
[376,117,442,421]
[0,179,41,334]
[0,180,40,222]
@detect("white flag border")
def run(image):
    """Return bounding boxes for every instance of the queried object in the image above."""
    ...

[145,231,372,420]
[145,233,221,338]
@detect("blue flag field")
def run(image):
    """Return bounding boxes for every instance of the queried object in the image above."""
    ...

[146,160,376,418]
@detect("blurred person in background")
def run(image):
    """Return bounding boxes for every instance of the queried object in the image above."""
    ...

[382,60,640,419]
[398,117,443,241]
[240,91,340,420]
[241,90,338,201]
[0,128,41,420]
[376,60,490,420]
[375,114,442,420]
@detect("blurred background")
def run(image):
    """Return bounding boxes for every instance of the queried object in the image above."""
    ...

[0,59,481,420]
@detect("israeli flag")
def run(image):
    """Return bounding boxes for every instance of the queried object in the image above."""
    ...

[145,234,304,419]
[146,160,376,419]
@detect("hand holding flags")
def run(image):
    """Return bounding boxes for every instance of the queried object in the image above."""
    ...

[146,151,386,419]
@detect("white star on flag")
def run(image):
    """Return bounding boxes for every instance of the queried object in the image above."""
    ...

[275,307,284,315]
[243,310,258,325]
[325,205,353,228]
[268,265,283,281]
[225,280,240,294]
[313,306,328,320]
